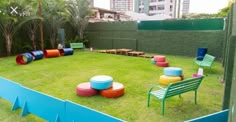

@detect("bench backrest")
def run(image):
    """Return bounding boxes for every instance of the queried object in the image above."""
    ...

[70,43,84,49]
[164,76,204,98]
[202,54,215,65]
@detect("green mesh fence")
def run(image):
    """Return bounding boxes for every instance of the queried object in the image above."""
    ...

[138,18,224,30]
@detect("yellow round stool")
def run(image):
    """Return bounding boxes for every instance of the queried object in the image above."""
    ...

[159,75,181,85]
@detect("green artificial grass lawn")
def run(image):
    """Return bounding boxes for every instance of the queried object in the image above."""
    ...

[0,51,224,122]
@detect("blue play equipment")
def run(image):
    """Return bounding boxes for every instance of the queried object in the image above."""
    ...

[196,48,208,61]
[59,48,74,56]
[30,50,44,60]
[0,77,123,122]
[16,53,34,65]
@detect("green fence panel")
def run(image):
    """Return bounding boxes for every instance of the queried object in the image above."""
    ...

[138,18,225,30]
[89,38,113,49]
[113,38,137,50]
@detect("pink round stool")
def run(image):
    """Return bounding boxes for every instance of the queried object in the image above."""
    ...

[76,82,98,97]
[154,55,166,62]
[156,61,169,67]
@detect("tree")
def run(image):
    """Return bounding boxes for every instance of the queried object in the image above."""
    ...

[217,0,234,17]
[66,0,92,42]
[0,0,41,55]
[42,0,68,49]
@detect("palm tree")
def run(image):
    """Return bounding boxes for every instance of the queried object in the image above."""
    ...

[66,0,92,42]
[0,0,41,55]
[42,0,68,49]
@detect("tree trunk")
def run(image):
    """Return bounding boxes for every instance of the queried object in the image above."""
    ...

[79,28,83,40]
[30,30,37,50]
[50,32,56,49]
[5,34,12,56]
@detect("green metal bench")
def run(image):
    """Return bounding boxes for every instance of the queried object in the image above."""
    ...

[147,76,204,115]
[194,54,215,69]
[70,43,84,49]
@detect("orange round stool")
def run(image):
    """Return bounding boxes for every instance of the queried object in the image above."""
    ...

[100,82,125,98]
[76,82,98,97]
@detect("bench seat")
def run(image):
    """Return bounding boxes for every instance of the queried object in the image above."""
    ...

[70,43,84,49]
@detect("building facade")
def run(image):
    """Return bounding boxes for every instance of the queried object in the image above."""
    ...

[134,0,190,18]
[110,0,133,12]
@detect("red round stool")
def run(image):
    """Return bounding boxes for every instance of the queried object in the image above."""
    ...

[76,82,98,97]
[154,55,166,62]
[100,82,125,98]
[156,61,169,67]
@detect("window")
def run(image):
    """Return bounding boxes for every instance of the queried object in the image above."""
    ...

[150,0,157,2]
[139,8,144,13]
[149,6,157,11]
[170,5,173,11]
[158,0,165,2]
[157,5,165,10]
[170,0,173,3]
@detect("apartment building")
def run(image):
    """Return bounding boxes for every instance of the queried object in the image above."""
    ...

[110,0,133,12]
[134,0,190,18]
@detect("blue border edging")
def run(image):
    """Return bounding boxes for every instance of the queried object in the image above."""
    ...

[185,109,229,122]
[0,77,124,122]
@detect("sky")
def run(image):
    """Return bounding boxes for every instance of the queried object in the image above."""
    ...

[94,0,229,14]
[189,0,229,14]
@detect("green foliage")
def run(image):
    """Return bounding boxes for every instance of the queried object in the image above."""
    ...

[0,0,41,55]
[66,0,92,40]
[0,52,224,121]
[42,0,68,48]
[184,1,234,18]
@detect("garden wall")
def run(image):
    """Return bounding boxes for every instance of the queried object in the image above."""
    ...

[222,3,236,122]
[85,19,225,59]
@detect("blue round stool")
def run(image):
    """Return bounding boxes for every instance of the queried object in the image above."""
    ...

[164,67,182,76]
[90,75,113,90]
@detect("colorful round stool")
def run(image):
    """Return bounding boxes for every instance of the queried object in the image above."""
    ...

[154,55,166,62]
[159,75,182,85]
[100,82,125,98]
[164,67,182,76]
[76,82,98,97]
[156,61,169,67]
[151,58,156,64]
[90,75,113,90]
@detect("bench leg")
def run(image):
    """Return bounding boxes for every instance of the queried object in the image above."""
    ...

[195,90,197,104]
[147,94,151,107]
[161,100,165,116]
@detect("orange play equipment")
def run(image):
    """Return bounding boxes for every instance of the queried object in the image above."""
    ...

[44,49,60,58]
